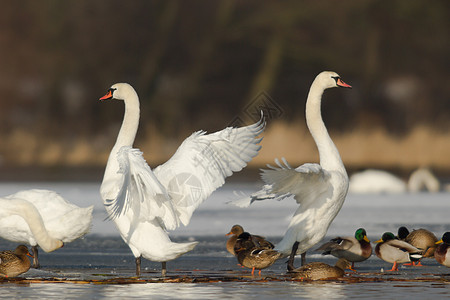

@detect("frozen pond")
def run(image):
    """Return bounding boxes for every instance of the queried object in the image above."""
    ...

[0,181,449,299]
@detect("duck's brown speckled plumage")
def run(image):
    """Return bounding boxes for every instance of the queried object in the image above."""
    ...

[234,232,281,275]
[226,225,274,256]
[289,258,350,280]
[400,227,438,258]
[0,245,32,277]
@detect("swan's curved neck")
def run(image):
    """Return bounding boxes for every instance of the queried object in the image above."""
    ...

[1,198,63,252]
[305,82,345,172]
[114,91,140,150]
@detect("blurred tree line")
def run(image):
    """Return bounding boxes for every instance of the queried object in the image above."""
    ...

[0,0,449,169]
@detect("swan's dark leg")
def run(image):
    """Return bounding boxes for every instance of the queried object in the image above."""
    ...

[161,262,167,277]
[287,241,299,271]
[301,252,306,266]
[31,246,40,269]
[135,256,141,276]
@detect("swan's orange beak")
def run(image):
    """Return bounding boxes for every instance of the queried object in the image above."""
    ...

[100,89,114,101]
[337,78,352,88]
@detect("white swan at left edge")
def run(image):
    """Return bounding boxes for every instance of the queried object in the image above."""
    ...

[0,189,93,268]
[99,83,264,276]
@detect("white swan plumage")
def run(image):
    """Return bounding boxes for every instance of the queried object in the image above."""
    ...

[99,83,264,275]
[232,71,351,268]
[0,189,93,267]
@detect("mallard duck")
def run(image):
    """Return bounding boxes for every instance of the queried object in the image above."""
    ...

[397,226,437,263]
[316,228,372,271]
[289,258,350,280]
[375,232,422,271]
[230,72,352,269]
[234,232,281,275]
[226,224,274,256]
[435,232,450,267]
[0,245,33,277]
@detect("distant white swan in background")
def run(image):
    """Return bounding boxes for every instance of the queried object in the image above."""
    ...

[0,189,93,268]
[348,168,440,194]
[231,71,352,269]
[99,83,264,276]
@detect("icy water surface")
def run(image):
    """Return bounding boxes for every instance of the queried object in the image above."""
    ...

[0,182,449,299]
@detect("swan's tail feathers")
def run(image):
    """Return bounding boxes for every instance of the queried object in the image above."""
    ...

[166,241,199,261]
[54,205,94,242]
[228,185,291,207]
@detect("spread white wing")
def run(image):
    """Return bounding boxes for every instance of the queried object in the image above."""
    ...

[104,118,264,230]
[154,118,264,227]
[261,158,331,208]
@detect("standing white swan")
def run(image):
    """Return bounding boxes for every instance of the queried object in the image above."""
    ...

[0,189,93,268]
[232,71,351,269]
[99,83,264,276]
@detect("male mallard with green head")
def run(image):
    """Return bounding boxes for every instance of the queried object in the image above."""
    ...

[375,232,422,271]
[316,228,372,271]
[0,245,33,277]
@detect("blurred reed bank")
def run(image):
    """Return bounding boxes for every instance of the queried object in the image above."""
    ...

[0,0,449,179]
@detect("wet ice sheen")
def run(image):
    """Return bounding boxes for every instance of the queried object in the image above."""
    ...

[0,182,449,299]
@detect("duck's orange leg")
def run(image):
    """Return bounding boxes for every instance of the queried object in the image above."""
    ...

[347,262,357,272]
[251,267,255,275]
[389,261,398,271]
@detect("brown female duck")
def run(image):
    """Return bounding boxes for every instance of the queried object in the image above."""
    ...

[289,258,350,280]
[226,224,274,256]
[234,232,281,275]
[0,245,33,277]
[398,226,437,265]
[316,228,372,271]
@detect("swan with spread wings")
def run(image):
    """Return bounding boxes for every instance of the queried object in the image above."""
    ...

[99,83,264,276]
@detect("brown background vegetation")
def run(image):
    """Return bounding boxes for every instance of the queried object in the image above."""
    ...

[0,0,449,180]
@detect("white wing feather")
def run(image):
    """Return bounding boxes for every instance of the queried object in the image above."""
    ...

[260,158,331,208]
[105,118,264,230]
[105,146,180,230]
[154,118,264,226]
